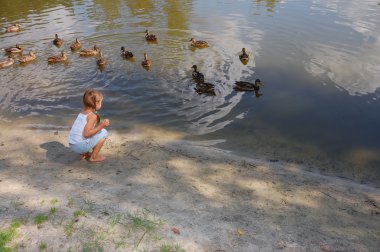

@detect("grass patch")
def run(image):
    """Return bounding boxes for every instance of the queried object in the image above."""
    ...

[64,220,75,237]
[66,198,74,208]
[159,244,185,252]
[50,198,58,205]
[34,214,48,225]
[49,207,57,216]
[38,242,47,251]
[73,209,87,218]
[108,214,123,227]
[0,220,22,251]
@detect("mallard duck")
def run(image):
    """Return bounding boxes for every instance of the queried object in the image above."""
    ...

[239,48,249,61]
[79,45,100,56]
[53,34,63,47]
[5,24,21,32]
[194,82,215,96]
[18,51,36,63]
[141,53,152,67]
[48,51,67,63]
[121,46,134,58]
[191,65,204,83]
[145,30,157,41]
[189,38,209,48]
[5,44,23,54]
[70,38,81,51]
[0,57,15,68]
[97,51,107,67]
[234,79,261,92]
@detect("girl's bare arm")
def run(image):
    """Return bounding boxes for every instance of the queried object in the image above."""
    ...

[83,113,109,138]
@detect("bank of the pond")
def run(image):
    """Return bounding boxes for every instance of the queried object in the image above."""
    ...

[0,124,379,251]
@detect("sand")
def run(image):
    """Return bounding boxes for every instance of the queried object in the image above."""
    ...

[0,123,379,252]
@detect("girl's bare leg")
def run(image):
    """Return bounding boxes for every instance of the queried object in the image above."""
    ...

[89,139,106,162]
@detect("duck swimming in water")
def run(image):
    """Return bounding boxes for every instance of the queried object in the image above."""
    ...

[18,51,36,63]
[5,44,23,54]
[145,30,157,42]
[141,53,152,67]
[97,51,107,67]
[70,38,81,51]
[53,34,63,47]
[5,24,21,32]
[239,48,249,61]
[121,46,134,59]
[194,82,215,96]
[79,45,100,56]
[0,57,15,68]
[189,38,209,48]
[48,51,67,63]
[191,65,205,83]
[234,79,261,92]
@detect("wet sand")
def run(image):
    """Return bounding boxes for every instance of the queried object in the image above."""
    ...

[0,123,379,251]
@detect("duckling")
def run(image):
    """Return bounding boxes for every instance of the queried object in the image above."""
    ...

[189,38,209,48]
[191,65,204,83]
[97,51,107,67]
[18,51,36,63]
[121,46,134,59]
[239,48,249,61]
[5,44,23,54]
[47,51,68,63]
[79,45,100,56]
[234,79,261,92]
[141,53,152,67]
[0,57,15,68]
[145,30,157,42]
[194,82,215,96]
[53,34,63,47]
[70,38,81,51]
[5,24,21,32]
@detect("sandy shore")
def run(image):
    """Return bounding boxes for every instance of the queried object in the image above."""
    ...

[0,123,379,252]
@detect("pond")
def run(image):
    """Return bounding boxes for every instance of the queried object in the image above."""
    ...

[1,0,380,186]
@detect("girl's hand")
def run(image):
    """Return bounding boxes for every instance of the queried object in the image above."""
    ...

[102,119,110,128]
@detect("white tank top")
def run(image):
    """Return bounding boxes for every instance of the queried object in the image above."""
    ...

[68,112,91,144]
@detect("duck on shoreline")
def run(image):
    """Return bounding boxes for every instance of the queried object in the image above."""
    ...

[18,51,36,63]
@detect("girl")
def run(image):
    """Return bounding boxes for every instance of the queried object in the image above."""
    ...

[68,89,110,162]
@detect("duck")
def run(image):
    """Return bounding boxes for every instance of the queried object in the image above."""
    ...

[194,82,215,96]
[121,46,134,58]
[97,51,107,67]
[189,38,209,48]
[141,53,152,67]
[18,51,36,63]
[234,79,261,92]
[145,30,157,41]
[0,57,15,68]
[239,48,249,61]
[191,65,204,83]
[47,51,68,63]
[53,34,63,47]
[5,24,21,32]
[70,38,81,51]
[5,44,23,54]
[79,45,100,56]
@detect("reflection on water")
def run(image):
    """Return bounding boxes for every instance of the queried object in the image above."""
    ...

[1,0,380,185]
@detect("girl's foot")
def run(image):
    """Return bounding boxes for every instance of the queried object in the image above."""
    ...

[80,152,92,160]
[89,155,106,162]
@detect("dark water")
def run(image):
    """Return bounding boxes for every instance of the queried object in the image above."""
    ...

[1,0,380,186]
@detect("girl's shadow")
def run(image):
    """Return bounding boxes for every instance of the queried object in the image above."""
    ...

[40,141,77,164]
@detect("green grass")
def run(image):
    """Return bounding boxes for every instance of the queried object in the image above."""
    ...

[159,244,185,252]
[0,220,22,251]
[50,198,58,205]
[73,209,87,218]
[38,242,47,251]
[34,214,48,225]
[49,207,57,216]
[64,220,75,237]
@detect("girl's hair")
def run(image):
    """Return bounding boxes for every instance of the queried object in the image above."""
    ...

[83,89,103,110]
